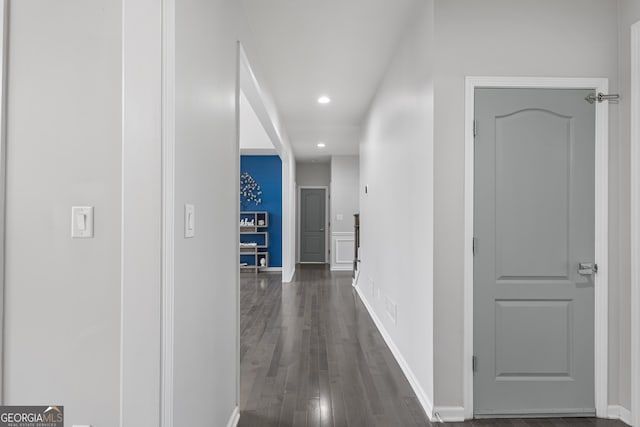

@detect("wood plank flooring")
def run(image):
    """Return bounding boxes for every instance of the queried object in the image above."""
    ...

[238,265,627,427]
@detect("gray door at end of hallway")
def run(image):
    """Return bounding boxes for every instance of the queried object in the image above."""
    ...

[300,188,326,263]
[474,88,596,417]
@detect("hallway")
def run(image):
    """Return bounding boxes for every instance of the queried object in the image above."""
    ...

[238,266,627,427]
[239,265,430,426]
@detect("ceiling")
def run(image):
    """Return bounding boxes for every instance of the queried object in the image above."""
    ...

[240,0,419,162]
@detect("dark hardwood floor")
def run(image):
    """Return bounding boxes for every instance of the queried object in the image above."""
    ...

[238,265,627,427]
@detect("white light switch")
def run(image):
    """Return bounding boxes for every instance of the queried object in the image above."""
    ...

[71,206,94,238]
[336,214,343,221]
[185,204,195,238]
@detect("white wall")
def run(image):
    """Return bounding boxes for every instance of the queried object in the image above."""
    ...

[173,0,247,424]
[330,156,359,233]
[121,0,163,424]
[616,0,640,413]
[4,2,122,426]
[432,0,620,410]
[239,91,276,153]
[330,156,359,271]
[359,0,435,416]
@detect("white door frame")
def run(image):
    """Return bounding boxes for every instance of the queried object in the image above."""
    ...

[0,0,7,403]
[297,186,329,263]
[630,20,640,427]
[463,76,609,419]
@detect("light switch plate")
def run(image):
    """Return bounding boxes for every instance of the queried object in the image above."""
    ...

[185,204,195,238]
[71,206,94,238]
[336,214,343,221]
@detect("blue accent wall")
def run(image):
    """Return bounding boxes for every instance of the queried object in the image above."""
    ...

[240,155,282,267]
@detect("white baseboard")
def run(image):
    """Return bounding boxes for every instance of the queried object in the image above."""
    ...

[607,405,632,426]
[354,284,435,421]
[283,266,295,283]
[432,406,465,422]
[330,265,352,272]
[226,406,240,427]
[262,267,282,272]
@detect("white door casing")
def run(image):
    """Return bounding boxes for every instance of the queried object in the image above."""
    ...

[0,0,7,403]
[463,77,609,419]
[630,20,640,427]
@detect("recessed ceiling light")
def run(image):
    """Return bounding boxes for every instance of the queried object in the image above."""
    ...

[317,96,331,104]
[317,143,326,148]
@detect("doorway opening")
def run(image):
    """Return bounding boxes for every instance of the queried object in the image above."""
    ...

[463,77,609,419]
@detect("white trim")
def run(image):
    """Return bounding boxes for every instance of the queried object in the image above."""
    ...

[261,267,283,272]
[464,76,609,419]
[225,406,240,427]
[608,405,633,426]
[160,0,176,425]
[334,239,353,264]
[240,148,278,156]
[332,231,355,270]
[432,406,465,423]
[0,0,8,402]
[631,20,640,427]
[297,186,330,263]
[354,284,435,421]
[236,43,244,414]
[331,231,354,236]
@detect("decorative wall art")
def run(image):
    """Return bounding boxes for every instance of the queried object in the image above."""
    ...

[240,171,262,210]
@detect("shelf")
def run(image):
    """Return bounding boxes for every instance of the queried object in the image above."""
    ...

[240,211,269,273]
[240,211,269,228]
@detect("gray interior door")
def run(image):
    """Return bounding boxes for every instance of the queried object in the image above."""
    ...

[300,188,326,263]
[474,88,596,417]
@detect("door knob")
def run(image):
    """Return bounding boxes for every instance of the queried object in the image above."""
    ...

[578,262,597,275]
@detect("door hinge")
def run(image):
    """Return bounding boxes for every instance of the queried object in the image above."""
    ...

[473,120,477,138]
[472,355,478,374]
[472,237,478,256]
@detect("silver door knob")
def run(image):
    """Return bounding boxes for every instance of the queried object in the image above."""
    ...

[578,262,598,275]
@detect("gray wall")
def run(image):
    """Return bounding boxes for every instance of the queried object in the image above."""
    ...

[330,156,359,233]
[359,0,435,411]
[432,0,620,408]
[615,0,640,411]
[4,2,122,426]
[296,161,331,187]
[295,162,331,262]
[360,0,633,416]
